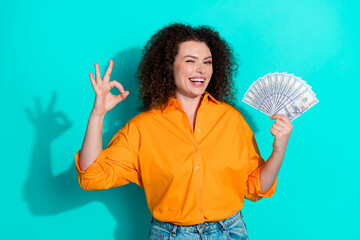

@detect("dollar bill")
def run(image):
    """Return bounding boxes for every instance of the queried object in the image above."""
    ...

[243,72,318,120]
[275,88,318,121]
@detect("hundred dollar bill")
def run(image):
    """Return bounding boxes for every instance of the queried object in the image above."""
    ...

[276,74,305,113]
[274,73,292,114]
[243,72,318,120]
[267,72,277,114]
[259,75,273,113]
[274,77,308,114]
[243,92,271,115]
[277,75,296,109]
[244,80,269,110]
[274,88,319,121]
[254,80,270,111]
[273,72,283,110]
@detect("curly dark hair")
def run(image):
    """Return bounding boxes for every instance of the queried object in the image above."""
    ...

[137,23,238,110]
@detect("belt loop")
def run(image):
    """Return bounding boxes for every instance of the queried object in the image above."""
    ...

[196,225,204,240]
[170,225,178,238]
[218,220,227,233]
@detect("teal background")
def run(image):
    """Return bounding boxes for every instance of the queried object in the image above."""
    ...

[1,0,359,239]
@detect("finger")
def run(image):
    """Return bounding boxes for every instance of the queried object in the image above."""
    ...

[54,112,71,125]
[25,108,36,124]
[269,114,283,119]
[103,59,113,82]
[274,115,293,131]
[279,114,291,125]
[276,119,293,133]
[47,92,57,113]
[89,72,97,89]
[274,119,288,128]
[272,123,283,132]
[94,63,102,82]
[35,96,42,115]
[116,91,129,103]
[54,112,72,131]
[109,80,125,93]
[270,114,291,124]
[270,127,280,136]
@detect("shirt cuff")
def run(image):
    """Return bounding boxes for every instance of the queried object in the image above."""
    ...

[75,150,107,179]
[250,167,277,198]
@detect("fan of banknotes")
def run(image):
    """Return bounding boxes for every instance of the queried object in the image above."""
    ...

[242,72,318,121]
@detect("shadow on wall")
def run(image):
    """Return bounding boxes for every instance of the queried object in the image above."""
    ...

[23,48,152,240]
[235,103,258,134]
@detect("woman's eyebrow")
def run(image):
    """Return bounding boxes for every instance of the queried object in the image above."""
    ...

[183,55,212,59]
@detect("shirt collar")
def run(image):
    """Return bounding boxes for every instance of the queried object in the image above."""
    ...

[161,91,220,113]
[203,91,220,105]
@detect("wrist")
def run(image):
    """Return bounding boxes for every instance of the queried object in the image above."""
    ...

[90,109,106,118]
[271,148,286,159]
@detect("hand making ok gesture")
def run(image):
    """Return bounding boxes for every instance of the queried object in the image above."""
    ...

[89,59,129,116]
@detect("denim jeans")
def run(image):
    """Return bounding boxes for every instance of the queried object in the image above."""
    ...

[148,210,248,240]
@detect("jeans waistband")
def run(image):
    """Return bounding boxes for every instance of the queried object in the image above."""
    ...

[151,210,243,233]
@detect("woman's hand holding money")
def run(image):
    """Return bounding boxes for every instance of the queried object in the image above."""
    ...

[259,114,293,194]
[269,114,293,154]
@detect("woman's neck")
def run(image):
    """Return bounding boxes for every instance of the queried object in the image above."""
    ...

[175,94,203,130]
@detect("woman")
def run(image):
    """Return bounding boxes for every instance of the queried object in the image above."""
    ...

[76,23,292,239]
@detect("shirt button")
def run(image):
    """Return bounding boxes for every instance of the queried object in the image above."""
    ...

[198,207,203,212]
[194,147,198,152]
[196,128,201,133]
[195,166,200,170]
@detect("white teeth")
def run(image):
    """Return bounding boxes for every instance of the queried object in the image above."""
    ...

[189,78,204,82]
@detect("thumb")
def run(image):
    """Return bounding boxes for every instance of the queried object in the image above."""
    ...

[116,91,129,103]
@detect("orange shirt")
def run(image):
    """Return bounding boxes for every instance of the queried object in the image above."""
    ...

[75,92,276,225]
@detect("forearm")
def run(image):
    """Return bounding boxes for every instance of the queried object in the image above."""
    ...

[259,150,285,193]
[79,111,105,171]
[259,114,293,194]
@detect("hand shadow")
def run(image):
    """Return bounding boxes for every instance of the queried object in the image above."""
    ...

[23,48,152,240]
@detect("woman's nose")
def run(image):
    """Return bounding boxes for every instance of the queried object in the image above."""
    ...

[196,64,205,74]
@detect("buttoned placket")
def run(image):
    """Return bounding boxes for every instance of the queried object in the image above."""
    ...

[176,98,206,220]
[193,102,205,218]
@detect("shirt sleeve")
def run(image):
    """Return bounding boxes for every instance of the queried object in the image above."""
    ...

[238,116,277,202]
[75,121,143,191]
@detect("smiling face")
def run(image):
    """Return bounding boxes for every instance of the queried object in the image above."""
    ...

[173,41,213,102]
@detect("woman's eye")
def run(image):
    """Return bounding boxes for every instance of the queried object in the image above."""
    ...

[205,61,212,64]
[186,60,195,63]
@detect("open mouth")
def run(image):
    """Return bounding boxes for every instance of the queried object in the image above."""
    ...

[189,78,205,83]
